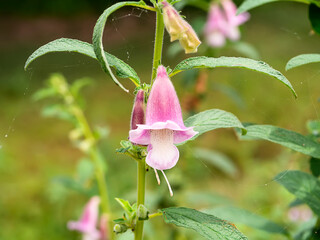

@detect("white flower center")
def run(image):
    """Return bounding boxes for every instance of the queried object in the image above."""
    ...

[150,129,175,163]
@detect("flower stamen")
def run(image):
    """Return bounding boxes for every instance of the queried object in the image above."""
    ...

[154,168,161,185]
[161,170,173,197]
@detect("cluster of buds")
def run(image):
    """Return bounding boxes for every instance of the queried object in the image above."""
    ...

[204,0,250,48]
[162,1,201,53]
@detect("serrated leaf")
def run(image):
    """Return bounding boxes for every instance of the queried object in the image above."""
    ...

[24,38,140,86]
[286,54,320,70]
[194,148,238,177]
[237,0,315,15]
[170,56,296,97]
[160,207,248,240]
[236,124,320,158]
[309,4,320,34]
[310,157,320,177]
[275,170,320,216]
[183,109,246,143]
[205,206,288,235]
[92,1,154,92]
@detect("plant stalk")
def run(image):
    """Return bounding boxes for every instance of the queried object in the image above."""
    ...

[151,3,165,84]
[134,159,146,240]
[73,107,114,239]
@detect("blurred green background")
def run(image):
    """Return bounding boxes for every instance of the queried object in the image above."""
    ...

[0,1,320,240]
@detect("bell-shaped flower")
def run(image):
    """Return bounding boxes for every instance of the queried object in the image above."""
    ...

[129,65,198,195]
[162,1,201,53]
[130,89,146,130]
[67,196,101,240]
[221,0,250,40]
[204,4,228,47]
[204,0,250,47]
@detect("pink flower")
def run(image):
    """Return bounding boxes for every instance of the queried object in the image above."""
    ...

[67,196,102,240]
[205,0,250,47]
[129,66,198,195]
[288,206,313,223]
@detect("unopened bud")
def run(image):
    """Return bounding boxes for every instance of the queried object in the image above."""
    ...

[162,1,201,53]
[113,224,128,233]
[130,90,145,130]
[137,204,149,220]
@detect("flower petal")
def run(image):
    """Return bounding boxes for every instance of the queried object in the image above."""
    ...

[147,129,179,170]
[67,196,100,234]
[147,144,179,170]
[146,66,185,127]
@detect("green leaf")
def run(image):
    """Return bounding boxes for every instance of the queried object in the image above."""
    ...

[236,124,320,158]
[310,157,320,177]
[183,109,246,143]
[309,4,320,34]
[170,56,296,97]
[194,148,238,177]
[41,104,74,122]
[205,206,288,235]
[286,54,320,70]
[32,87,57,101]
[160,207,248,240]
[237,0,315,14]
[92,1,154,92]
[115,198,134,215]
[275,170,320,216]
[24,38,140,86]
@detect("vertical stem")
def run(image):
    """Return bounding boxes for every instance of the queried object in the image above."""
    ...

[135,159,146,240]
[151,4,165,84]
[135,2,165,239]
[73,107,114,240]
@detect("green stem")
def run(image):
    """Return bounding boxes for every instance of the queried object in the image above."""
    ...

[151,3,165,84]
[73,107,114,239]
[135,2,165,239]
[134,159,146,240]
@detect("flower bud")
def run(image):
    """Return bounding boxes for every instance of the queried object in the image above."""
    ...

[130,90,145,130]
[162,1,201,53]
[137,204,149,220]
[113,224,128,233]
[179,23,202,54]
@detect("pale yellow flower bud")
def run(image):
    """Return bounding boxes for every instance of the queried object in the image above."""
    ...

[162,1,201,53]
